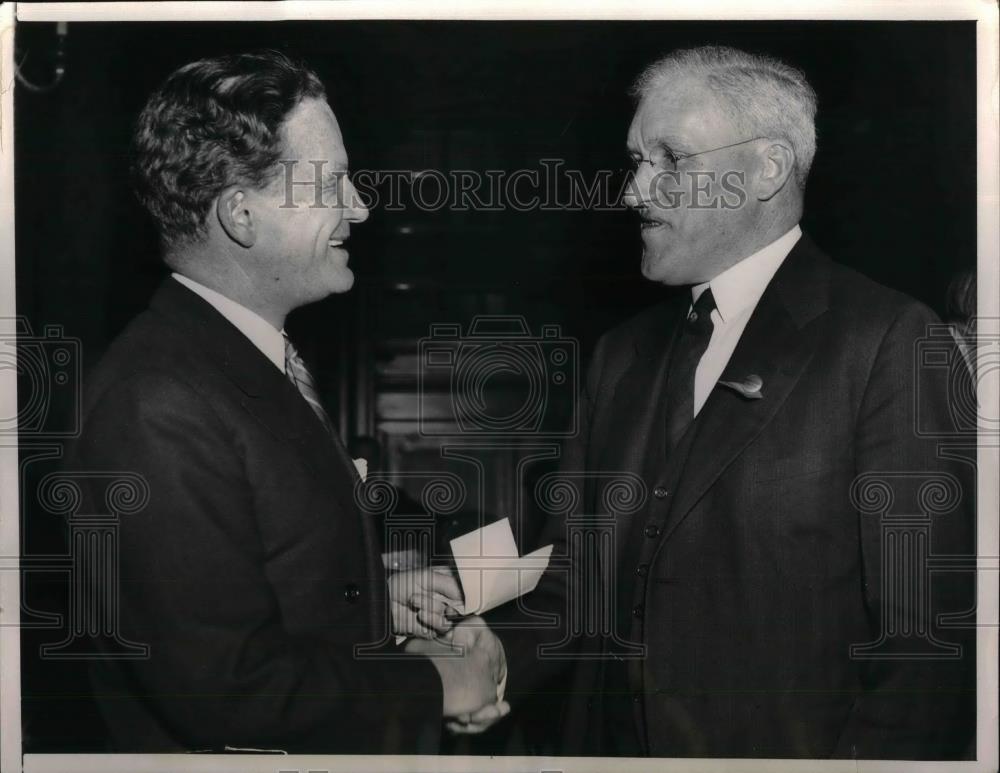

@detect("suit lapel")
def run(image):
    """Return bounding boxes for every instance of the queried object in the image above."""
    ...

[231,357,362,526]
[149,278,361,516]
[596,296,686,479]
[658,234,832,544]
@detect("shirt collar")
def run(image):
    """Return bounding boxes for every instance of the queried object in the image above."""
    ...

[172,272,286,373]
[692,224,802,323]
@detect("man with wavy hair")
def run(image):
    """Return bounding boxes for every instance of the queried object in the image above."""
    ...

[66,51,506,753]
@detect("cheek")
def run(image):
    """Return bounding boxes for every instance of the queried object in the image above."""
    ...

[304,216,334,248]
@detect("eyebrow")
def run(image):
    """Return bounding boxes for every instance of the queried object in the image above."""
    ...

[322,169,349,185]
[626,134,685,156]
[651,136,683,154]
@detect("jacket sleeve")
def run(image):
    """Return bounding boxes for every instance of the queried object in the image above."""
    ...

[73,369,442,753]
[835,302,976,758]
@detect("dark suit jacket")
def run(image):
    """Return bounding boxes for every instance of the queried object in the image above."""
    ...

[65,278,442,753]
[497,234,975,758]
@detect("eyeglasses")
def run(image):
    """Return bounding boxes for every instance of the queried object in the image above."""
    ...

[627,136,768,173]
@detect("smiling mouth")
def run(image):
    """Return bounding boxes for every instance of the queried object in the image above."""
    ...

[328,237,348,249]
[638,211,667,231]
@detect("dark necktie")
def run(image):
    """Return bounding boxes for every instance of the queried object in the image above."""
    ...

[664,287,717,452]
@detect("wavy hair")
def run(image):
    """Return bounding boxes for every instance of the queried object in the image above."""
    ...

[131,51,325,248]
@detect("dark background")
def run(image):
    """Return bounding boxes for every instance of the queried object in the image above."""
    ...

[15,19,976,754]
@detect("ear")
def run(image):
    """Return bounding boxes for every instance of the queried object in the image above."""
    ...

[755,140,796,201]
[216,186,256,248]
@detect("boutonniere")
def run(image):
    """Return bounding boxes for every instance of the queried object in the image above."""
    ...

[352,457,368,482]
[718,374,764,400]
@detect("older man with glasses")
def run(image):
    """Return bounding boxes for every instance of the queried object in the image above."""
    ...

[492,45,976,760]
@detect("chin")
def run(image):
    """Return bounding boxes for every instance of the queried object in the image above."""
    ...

[326,269,355,295]
[640,250,675,285]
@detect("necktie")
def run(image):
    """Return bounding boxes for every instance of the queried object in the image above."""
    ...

[283,336,363,488]
[284,335,337,436]
[664,287,717,453]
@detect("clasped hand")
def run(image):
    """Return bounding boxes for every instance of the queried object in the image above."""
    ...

[388,566,463,639]
[406,615,510,734]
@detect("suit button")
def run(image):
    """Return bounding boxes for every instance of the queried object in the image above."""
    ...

[653,486,668,499]
[632,693,643,704]
[344,583,361,602]
[644,523,660,539]
[635,563,649,578]
[632,605,644,619]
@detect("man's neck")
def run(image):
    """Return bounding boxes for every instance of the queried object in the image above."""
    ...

[167,246,287,330]
[728,211,801,271]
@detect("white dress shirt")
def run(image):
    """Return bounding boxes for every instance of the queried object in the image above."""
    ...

[172,272,286,374]
[690,225,802,416]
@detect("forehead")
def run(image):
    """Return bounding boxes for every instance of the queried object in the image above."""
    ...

[280,97,347,165]
[627,77,729,148]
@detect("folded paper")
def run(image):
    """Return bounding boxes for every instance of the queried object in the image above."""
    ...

[450,518,553,616]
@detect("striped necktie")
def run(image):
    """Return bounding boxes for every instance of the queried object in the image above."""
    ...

[283,335,336,436]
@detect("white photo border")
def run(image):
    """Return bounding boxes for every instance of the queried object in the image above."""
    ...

[1,2,996,773]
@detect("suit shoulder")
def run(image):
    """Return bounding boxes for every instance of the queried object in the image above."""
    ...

[825,259,941,335]
[595,301,673,351]
[82,311,211,415]
[830,261,940,323]
[577,300,677,395]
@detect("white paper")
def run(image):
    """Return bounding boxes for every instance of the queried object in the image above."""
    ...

[449,518,553,615]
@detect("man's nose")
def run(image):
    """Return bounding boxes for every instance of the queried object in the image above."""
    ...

[622,166,651,209]
[622,184,640,209]
[344,178,369,223]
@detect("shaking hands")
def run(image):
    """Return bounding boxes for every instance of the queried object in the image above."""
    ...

[389,567,510,733]
[406,615,510,734]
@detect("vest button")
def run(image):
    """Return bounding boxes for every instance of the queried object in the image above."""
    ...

[653,486,668,499]
[644,523,660,539]
[632,605,644,619]
[344,583,361,602]
[635,563,649,577]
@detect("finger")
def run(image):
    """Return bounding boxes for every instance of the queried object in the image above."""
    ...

[397,612,436,641]
[447,721,492,735]
[404,636,455,655]
[438,627,456,644]
[446,720,486,735]
[410,594,449,614]
[429,570,463,601]
[413,621,435,639]
[467,700,510,725]
[410,597,459,632]
[447,701,511,735]
[417,607,453,633]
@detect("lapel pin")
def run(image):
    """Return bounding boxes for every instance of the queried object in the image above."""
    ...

[718,374,764,400]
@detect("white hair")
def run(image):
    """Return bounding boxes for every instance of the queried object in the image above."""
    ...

[631,46,818,189]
